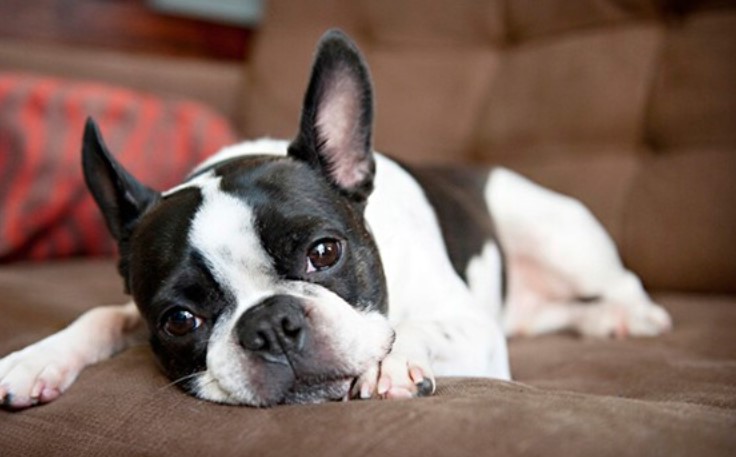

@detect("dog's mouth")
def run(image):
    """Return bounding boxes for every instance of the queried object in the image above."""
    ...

[190,365,361,407]
[280,374,357,405]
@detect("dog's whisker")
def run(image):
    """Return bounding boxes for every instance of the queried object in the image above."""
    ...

[158,371,206,392]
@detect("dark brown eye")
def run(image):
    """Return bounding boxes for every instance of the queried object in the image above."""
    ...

[307,238,342,272]
[162,308,203,337]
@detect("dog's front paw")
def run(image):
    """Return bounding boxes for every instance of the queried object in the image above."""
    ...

[351,353,435,400]
[0,337,83,409]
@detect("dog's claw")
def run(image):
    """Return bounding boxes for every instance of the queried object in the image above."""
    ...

[1,391,39,410]
[414,377,434,397]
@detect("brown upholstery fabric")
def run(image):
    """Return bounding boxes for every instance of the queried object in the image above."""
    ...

[1,260,734,456]
[241,0,736,293]
[1,1,734,455]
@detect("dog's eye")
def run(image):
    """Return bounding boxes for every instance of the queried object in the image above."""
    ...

[162,308,203,337]
[307,238,342,272]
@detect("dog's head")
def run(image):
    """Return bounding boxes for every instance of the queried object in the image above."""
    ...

[82,30,394,406]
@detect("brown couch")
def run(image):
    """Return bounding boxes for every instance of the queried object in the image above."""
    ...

[1,1,735,455]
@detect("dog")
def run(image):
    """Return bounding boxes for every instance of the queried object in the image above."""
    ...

[0,29,672,409]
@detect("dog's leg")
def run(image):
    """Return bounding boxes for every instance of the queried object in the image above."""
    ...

[0,301,143,409]
[486,168,672,338]
[505,298,671,338]
[352,312,510,400]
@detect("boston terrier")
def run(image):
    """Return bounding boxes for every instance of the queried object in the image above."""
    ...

[0,30,672,408]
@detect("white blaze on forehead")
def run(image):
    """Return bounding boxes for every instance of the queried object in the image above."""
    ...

[188,174,276,305]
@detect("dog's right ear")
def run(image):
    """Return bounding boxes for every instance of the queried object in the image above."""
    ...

[82,118,159,243]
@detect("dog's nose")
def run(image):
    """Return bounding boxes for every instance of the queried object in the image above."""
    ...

[236,295,307,364]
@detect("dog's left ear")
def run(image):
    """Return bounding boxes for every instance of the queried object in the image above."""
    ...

[289,29,375,204]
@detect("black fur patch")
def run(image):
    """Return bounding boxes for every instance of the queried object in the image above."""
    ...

[408,165,507,299]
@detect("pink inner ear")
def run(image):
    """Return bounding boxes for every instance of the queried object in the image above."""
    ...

[315,70,371,189]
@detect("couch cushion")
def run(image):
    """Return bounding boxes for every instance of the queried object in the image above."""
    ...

[0,260,734,456]
[511,293,736,408]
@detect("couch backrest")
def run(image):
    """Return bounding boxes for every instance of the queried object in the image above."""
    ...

[240,0,736,294]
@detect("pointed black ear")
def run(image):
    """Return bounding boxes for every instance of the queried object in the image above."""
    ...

[288,29,375,203]
[82,118,159,243]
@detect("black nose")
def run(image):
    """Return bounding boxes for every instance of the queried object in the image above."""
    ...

[236,295,307,364]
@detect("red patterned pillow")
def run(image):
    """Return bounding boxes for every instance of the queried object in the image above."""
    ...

[0,72,236,261]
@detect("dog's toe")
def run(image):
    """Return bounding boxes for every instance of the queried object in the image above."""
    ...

[351,364,379,400]
[353,353,436,401]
